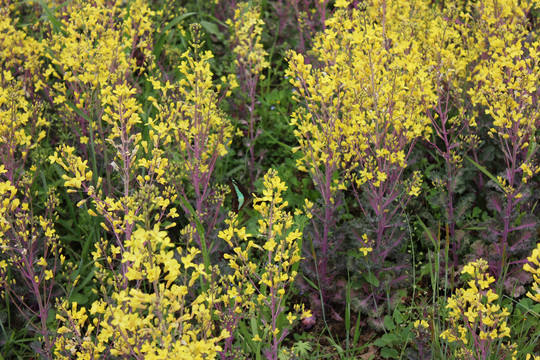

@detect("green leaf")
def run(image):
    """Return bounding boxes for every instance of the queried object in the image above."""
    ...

[293,341,313,358]
[353,312,362,345]
[300,274,319,291]
[153,12,196,58]
[36,0,66,34]
[465,156,502,189]
[384,333,400,343]
[373,338,388,347]
[525,131,537,163]
[380,347,399,359]
[69,292,89,305]
[200,20,223,41]
[383,315,396,330]
[363,271,380,287]
[179,196,210,292]
[393,308,404,325]
[415,216,438,249]
[374,333,398,347]
[400,328,413,342]
[237,321,257,354]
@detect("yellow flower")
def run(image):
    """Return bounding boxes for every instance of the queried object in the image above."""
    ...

[335,0,351,8]
[359,247,373,256]
[414,320,429,329]
[287,312,297,324]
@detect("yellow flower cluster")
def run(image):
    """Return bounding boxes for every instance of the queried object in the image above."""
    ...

[55,226,229,359]
[155,47,232,165]
[0,175,61,355]
[227,2,269,79]
[468,0,540,192]
[287,0,436,197]
[45,0,154,156]
[0,179,18,262]
[440,259,516,359]
[0,10,44,90]
[50,80,174,241]
[523,243,540,303]
[47,0,154,86]
[0,72,53,313]
[0,184,61,290]
[0,13,59,353]
[150,25,233,217]
[0,74,47,173]
[49,19,236,359]
[218,169,310,350]
[358,233,373,256]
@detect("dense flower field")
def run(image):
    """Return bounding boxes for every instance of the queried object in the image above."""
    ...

[1,0,540,359]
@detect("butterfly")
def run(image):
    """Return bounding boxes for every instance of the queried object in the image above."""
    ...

[228,177,251,213]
